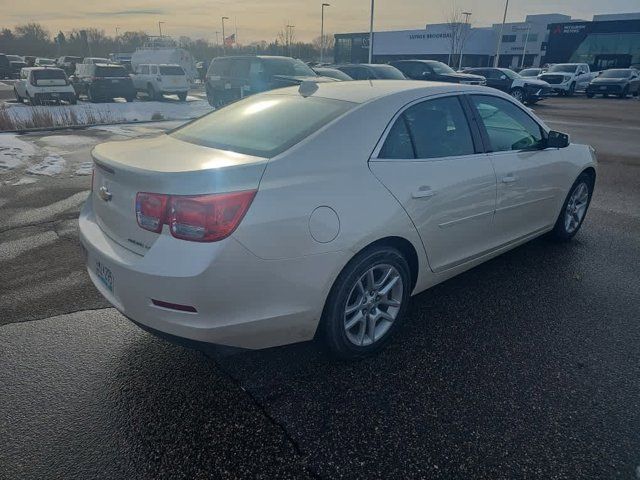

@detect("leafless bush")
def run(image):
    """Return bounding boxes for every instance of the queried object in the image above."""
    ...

[0,104,17,130]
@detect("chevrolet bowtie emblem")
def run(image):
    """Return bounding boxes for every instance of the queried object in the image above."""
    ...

[98,186,112,202]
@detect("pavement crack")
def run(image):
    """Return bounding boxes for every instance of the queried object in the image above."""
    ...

[212,358,324,480]
[0,213,79,235]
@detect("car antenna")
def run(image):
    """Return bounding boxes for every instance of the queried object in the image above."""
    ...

[299,81,318,97]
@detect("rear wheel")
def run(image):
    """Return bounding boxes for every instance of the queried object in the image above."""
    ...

[125,96,135,103]
[586,92,595,98]
[321,246,411,359]
[87,87,99,103]
[147,83,158,101]
[550,172,593,242]
[14,88,23,103]
[177,92,187,101]
[619,86,629,99]
[510,87,525,103]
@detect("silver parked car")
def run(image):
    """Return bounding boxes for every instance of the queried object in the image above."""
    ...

[80,81,597,358]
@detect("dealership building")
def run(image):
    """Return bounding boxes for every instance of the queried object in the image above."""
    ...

[334,12,640,70]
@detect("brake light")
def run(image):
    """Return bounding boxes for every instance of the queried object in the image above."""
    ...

[136,192,168,233]
[135,190,256,242]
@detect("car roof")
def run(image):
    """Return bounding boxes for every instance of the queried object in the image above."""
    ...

[266,79,487,104]
[22,67,64,72]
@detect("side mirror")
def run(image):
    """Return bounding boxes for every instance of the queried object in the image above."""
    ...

[546,130,569,149]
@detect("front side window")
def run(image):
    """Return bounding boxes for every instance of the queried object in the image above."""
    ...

[139,65,149,74]
[379,96,475,160]
[470,95,544,152]
[171,95,354,157]
[159,65,185,75]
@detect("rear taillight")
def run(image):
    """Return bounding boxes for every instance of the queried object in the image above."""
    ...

[136,192,169,233]
[135,190,256,242]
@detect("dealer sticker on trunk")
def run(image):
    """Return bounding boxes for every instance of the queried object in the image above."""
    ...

[95,260,114,292]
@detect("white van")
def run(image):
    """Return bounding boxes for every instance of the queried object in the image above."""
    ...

[14,67,77,105]
[131,64,189,101]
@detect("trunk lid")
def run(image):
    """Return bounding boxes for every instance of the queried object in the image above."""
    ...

[91,134,267,255]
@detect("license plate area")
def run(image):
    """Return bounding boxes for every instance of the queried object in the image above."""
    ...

[95,259,114,292]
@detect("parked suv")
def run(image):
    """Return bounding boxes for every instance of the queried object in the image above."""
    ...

[132,64,189,101]
[205,55,336,107]
[14,67,77,105]
[71,63,135,102]
[7,55,27,78]
[57,56,83,75]
[333,64,406,80]
[0,54,11,79]
[390,60,486,85]
[462,67,552,104]
[586,69,640,98]
[538,63,596,96]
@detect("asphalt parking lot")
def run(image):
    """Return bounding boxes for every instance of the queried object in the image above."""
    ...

[1,96,640,479]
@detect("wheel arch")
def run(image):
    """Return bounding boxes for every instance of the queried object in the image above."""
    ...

[580,166,596,187]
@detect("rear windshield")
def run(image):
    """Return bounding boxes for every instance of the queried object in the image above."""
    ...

[370,65,405,79]
[262,58,317,77]
[37,59,55,65]
[95,66,128,77]
[519,68,540,76]
[33,69,67,80]
[599,69,632,78]
[171,95,354,157]
[548,64,579,73]
[159,65,185,75]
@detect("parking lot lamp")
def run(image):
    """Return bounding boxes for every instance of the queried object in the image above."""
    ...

[458,12,472,71]
[368,0,374,63]
[222,17,229,55]
[494,0,509,67]
[321,3,331,63]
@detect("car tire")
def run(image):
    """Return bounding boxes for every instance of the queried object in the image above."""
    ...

[549,172,594,242]
[321,246,412,359]
[566,82,576,97]
[29,94,39,106]
[619,86,629,99]
[87,87,99,103]
[177,92,187,101]
[69,95,77,105]
[125,96,135,103]
[510,87,525,103]
[147,84,157,101]
[14,88,23,103]
[586,92,595,98]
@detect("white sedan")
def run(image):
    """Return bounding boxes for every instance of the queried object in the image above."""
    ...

[79,80,596,358]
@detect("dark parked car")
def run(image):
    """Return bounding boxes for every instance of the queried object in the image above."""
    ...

[390,60,485,85]
[519,67,546,78]
[57,55,83,75]
[333,64,406,80]
[71,63,136,102]
[24,56,36,67]
[312,66,353,80]
[205,55,336,108]
[586,69,640,98]
[6,55,27,78]
[0,54,11,79]
[462,67,552,104]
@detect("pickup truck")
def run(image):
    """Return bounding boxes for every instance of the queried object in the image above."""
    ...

[131,64,189,101]
[538,63,598,96]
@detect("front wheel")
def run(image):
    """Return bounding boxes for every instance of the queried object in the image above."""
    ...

[321,246,411,359]
[14,88,23,103]
[177,92,187,101]
[550,173,594,242]
[566,82,576,97]
[510,87,525,103]
[619,86,629,99]
[586,92,595,98]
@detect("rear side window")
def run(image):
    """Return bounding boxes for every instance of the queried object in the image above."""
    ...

[262,58,316,77]
[95,66,128,77]
[380,96,475,160]
[171,95,354,157]
[209,58,231,76]
[229,59,250,78]
[470,95,544,151]
[32,69,67,81]
[159,65,185,75]
[370,65,405,80]
[139,65,149,74]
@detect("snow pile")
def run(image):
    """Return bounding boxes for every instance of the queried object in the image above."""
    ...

[27,154,66,176]
[0,134,38,172]
[1,99,212,131]
[39,135,99,147]
[75,162,93,176]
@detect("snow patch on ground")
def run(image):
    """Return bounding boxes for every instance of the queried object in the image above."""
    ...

[39,135,99,147]
[11,176,39,185]
[0,134,39,172]
[75,162,93,176]
[26,154,66,176]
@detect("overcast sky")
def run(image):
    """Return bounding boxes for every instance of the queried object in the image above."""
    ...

[2,0,639,43]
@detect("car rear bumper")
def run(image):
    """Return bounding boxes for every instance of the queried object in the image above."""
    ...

[79,195,345,349]
[586,84,624,94]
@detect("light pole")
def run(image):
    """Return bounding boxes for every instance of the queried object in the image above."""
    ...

[458,12,472,71]
[368,0,374,63]
[286,24,295,57]
[158,21,165,37]
[221,16,229,55]
[520,24,531,68]
[320,3,330,63]
[493,0,509,67]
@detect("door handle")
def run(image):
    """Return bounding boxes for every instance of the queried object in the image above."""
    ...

[502,174,517,184]
[412,187,436,199]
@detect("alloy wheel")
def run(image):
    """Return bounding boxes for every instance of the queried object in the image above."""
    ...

[511,89,524,103]
[564,182,589,233]
[343,264,403,347]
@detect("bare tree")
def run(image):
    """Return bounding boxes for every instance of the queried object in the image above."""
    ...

[446,9,470,68]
